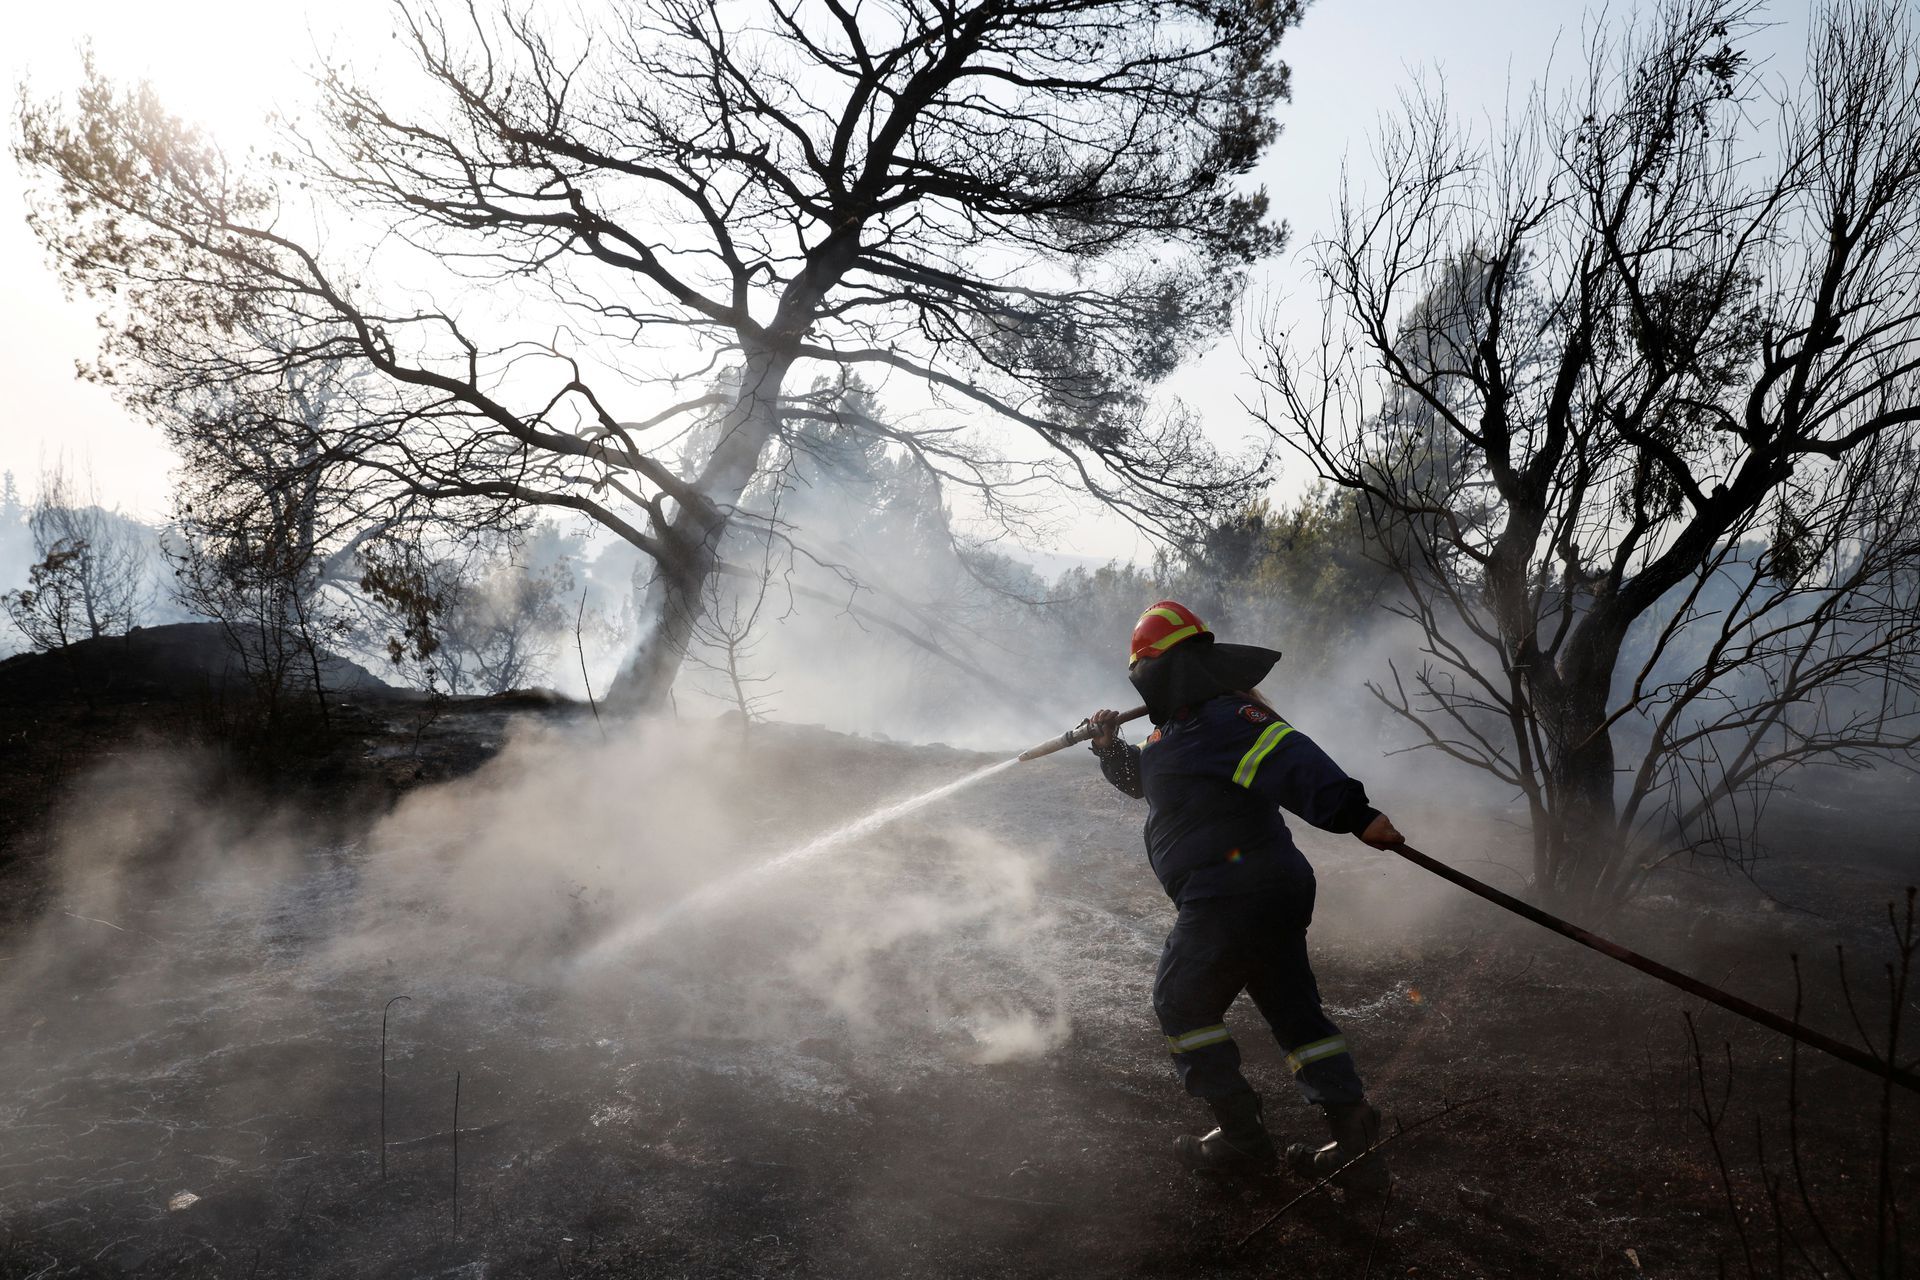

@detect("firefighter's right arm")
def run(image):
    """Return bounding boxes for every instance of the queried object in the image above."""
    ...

[1087,708,1145,798]
[1234,714,1379,834]
[1236,718,1407,848]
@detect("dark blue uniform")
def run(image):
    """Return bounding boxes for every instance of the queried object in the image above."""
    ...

[1095,695,1378,1108]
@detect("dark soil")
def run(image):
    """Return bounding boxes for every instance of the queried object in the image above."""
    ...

[0,656,1914,1278]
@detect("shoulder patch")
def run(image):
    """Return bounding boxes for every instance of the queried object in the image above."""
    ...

[1146,728,1164,745]
[1238,704,1273,725]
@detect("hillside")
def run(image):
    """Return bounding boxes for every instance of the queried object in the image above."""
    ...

[0,622,406,706]
[0,704,1912,1277]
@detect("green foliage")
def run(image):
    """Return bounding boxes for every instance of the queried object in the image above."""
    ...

[1046,485,1394,684]
[1210,490,1394,675]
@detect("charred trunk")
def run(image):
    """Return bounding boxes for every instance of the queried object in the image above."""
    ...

[609,552,711,711]
[1540,695,1619,910]
[605,350,792,711]
[1532,623,1630,911]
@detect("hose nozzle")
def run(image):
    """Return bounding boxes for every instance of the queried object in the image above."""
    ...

[1017,705,1148,762]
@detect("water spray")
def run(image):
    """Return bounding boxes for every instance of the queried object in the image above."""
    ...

[586,709,1148,961]
[583,755,1023,961]
[583,710,1152,959]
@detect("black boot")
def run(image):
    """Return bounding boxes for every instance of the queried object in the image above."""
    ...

[1175,1092,1278,1173]
[1285,1100,1389,1197]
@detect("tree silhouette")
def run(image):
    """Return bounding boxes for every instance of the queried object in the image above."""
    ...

[1253,0,1920,906]
[20,0,1301,706]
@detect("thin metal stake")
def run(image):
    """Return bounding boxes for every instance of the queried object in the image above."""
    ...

[452,1071,462,1236]
[1239,1091,1496,1248]
[380,995,411,1181]
[575,589,606,740]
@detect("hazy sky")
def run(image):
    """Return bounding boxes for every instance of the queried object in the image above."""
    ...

[0,0,1791,557]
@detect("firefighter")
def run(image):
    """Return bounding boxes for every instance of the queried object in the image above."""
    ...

[1087,600,1402,1193]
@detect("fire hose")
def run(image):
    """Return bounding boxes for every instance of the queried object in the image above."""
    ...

[1021,706,1920,1096]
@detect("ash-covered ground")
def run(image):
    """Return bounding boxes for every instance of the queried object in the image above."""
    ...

[0,701,1913,1278]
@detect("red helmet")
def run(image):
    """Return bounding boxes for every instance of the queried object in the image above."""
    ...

[1129,600,1209,665]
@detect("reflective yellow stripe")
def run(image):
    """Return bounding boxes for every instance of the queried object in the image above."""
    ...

[1143,606,1188,627]
[1232,720,1295,787]
[1165,1024,1233,1054]
[1147,623,1201,653]
[1285,1035,1349,1073]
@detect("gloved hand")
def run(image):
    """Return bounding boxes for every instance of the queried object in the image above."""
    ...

[1359,813,1404,849]
[1087,707,1126,752]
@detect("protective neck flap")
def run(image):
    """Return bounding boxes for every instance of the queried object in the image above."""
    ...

[1128,639,1282,723]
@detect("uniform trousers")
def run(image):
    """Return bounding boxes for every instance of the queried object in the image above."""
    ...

[1151,876,1365,1107]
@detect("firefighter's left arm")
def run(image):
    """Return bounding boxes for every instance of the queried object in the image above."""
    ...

[1087,707,1145,799]
[1091,736,1145,798]
[1228,712,1380,835]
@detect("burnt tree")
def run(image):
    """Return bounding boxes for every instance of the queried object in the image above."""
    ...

[2,464,150,651]
[19,0,1299,708]
[1253,0,1920,907]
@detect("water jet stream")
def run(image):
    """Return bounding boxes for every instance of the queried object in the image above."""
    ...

[582,757,1021,962]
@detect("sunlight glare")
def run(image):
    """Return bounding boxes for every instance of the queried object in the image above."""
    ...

[15,0,384,145]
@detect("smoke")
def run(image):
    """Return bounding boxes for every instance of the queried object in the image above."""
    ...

[0,714,1082,1120]
[0,503,1522,1263]
[0,504,1640,1271]
[0,707,1144,1274]
[23,617,1884,1274]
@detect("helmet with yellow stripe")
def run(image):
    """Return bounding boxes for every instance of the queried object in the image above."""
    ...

[1129,600,1210,666]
